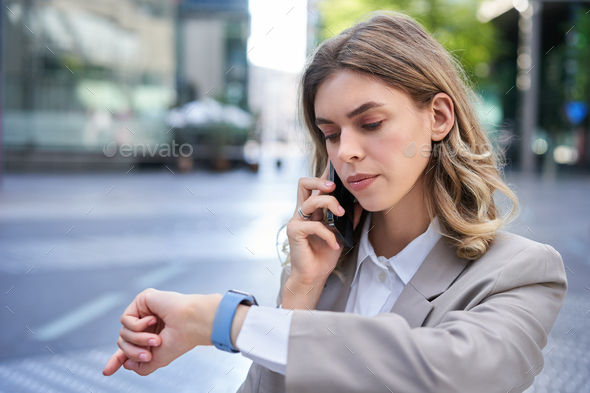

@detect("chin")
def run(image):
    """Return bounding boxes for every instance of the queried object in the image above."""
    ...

[357,195,397,213]
[354,198,378,213]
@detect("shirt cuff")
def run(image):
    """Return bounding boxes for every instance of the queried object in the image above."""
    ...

[235,305,293,375]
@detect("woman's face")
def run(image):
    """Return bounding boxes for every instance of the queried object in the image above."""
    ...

[314,69,444,212]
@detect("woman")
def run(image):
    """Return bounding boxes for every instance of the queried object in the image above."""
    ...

[102,11,567,393]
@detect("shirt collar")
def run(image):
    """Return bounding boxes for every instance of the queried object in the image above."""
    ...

[351,212,442,288]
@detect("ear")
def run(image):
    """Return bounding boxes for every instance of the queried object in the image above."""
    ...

[427,93,454,142]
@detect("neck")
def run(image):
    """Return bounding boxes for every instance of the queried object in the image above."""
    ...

[368,174,431,259]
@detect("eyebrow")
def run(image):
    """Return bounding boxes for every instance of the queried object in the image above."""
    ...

[315,101,386,126]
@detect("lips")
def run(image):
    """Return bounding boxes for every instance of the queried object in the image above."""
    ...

[347,173,378,183]
[348,175,378,191]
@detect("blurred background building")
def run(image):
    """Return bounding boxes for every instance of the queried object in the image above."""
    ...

[2,0,589,177]
[2,0,177,171]
[478,0,590,176]
[175,0,249,109]
[1,0,258,173]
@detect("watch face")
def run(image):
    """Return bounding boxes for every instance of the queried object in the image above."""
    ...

[229,290,258,306]
[230,289,251,296]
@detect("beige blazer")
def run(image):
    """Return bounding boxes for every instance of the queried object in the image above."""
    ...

[236,224,568,393]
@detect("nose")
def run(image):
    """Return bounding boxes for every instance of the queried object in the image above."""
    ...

[335,127,364,163]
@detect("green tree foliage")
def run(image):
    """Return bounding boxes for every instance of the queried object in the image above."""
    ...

[569,7,590,102]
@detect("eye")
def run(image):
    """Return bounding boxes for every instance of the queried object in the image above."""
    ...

[322,121,383,142]
[363,121,383,129]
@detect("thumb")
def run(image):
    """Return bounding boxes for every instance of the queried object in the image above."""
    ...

[135,289,172,322]
[353,202,363,231]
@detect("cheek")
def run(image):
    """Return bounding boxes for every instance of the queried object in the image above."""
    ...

[373,131,406,164]
[374,129,427,179]
[397,117,431,162]
[402,115,429,143]
[380,116,422,152]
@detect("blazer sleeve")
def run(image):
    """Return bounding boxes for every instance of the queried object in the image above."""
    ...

[235,264,292,393]
[284,243,568,393]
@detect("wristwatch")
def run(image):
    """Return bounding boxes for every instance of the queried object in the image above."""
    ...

[211,289,258,353]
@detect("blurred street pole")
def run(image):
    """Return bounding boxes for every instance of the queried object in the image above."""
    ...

[518,0,543,174]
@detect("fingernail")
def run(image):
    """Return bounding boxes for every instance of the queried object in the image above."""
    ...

[148,339,157,346]
[338,206,345,214]
[334,242,340,250]
[325,181,334,187]
[139,353,148,362]
[147,319,156,326]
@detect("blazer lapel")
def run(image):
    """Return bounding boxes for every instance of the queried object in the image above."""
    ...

[390,236,470,327]
[322,217,470,328]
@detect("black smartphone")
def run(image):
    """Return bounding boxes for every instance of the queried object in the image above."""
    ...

[326,160,355,248]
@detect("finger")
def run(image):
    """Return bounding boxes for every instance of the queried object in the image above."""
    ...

[317,161,332,194]
[288,220,341,250]
[296,177,337,213]
[298,195,344,221]
[120,289,160,333]
[121,313,157,333]
[117,337,152,363]
[123,358,156,377]
[102,349,128,376]
[120,326,161,347]
[123,358,139,372]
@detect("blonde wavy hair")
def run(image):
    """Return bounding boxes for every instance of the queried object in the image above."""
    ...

[277,10,522,283]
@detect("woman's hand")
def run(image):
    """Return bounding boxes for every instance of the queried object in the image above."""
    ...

[283,161,363,309]
[102,289,222,377]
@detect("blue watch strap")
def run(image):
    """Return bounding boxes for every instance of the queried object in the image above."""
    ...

[211,289,258,353]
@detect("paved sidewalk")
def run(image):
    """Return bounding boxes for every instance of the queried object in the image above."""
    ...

[1,155,588,392]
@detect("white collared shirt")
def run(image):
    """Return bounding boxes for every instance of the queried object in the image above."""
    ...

[235,213,442,375]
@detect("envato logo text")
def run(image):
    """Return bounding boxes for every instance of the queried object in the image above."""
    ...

[103,141,193,158]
